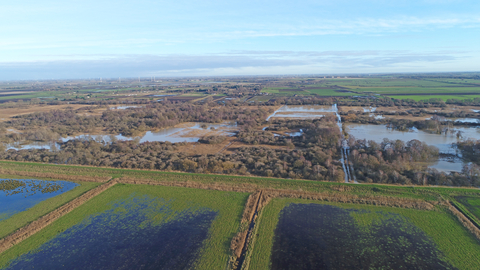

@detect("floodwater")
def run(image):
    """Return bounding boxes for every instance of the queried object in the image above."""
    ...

[455,118,480,124]
[110,105,142,110]
[429,159,466,173]
[270,203,456,270]
[346,124,480,154]
[4,122,238,150]
[266,105,337,120]
[6,141,60,151]
[3,195,217,270]
[346,124,480,172]
[0,179,78,221]
[286,129,303,137]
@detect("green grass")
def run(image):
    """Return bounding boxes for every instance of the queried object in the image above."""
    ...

[0,175,101,239]
[248,198,480,270]
[0,184,249,269]
[352,87,480,94]
[455,196,480,223]
[306,88,358,96]
[2,160,480,202]
[389,95,480,102]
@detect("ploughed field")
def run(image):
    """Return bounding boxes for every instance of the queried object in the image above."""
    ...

[0,184,248,270]
[249,199,480,270]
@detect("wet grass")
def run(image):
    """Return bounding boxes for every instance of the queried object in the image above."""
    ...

[249,198,480,270]
[0,184,249,270]
[0,179,78,222]
[0,177,100,239]
[455,195,480,224]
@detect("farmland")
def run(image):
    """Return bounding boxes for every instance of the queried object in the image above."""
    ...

[248,198,480,270]
[260,77,480,101]
[0,177,101,239]
[1,74,480,269]
[0,184,249,269]
[0,162,480,269]
[455,196,480,224]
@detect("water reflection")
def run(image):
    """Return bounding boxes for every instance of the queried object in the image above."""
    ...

[0,179,78,221]
[4,122,238,150]
[346,124,480,172]
[266,105,336,120]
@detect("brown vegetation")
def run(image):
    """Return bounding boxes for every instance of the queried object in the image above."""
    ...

[0,180,116,254]
[0,104,92,121]
[230,192,262,259]
[0,169,110,182]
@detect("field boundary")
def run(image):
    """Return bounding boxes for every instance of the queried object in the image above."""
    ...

[117,177,435,210]
[0,169,110,183]
[448,201,480,241]
[0,180,117,255]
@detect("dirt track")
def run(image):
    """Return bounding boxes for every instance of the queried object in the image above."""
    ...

[0,180,116,254]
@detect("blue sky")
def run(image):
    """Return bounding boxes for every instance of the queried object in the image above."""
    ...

[1,0,479,79]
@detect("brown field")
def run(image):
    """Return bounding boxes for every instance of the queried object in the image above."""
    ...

[166,96,202,101]
[0,91,34,95]
[0,104,93,121]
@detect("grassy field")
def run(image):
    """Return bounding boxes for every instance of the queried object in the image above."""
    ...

[0,175,101,239]
[260,78,480,101]
[389,95,480,101]
[2,160,480,202]
[0,184,249,269]
[248,198,480,270]
[455,196,480,224]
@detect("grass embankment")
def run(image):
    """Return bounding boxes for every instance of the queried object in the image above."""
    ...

[248,198,480,270]
[2,160,480,202]
[0,175,100,239]
[454,196,480,227]
[0,184,249,270]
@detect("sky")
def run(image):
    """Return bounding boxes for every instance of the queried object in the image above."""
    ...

[0,0,479,80]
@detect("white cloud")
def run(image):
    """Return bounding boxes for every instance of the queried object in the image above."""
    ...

[0,50,472,80]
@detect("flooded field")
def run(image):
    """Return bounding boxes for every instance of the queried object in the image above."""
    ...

[4,122,238,150]
[345,124,480,154]
[266,105,337,120]
[0,179,78,221]
[345,123,480,172]
[0,184,248,270]
[3,195,216,270]
[269,203,455,270]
